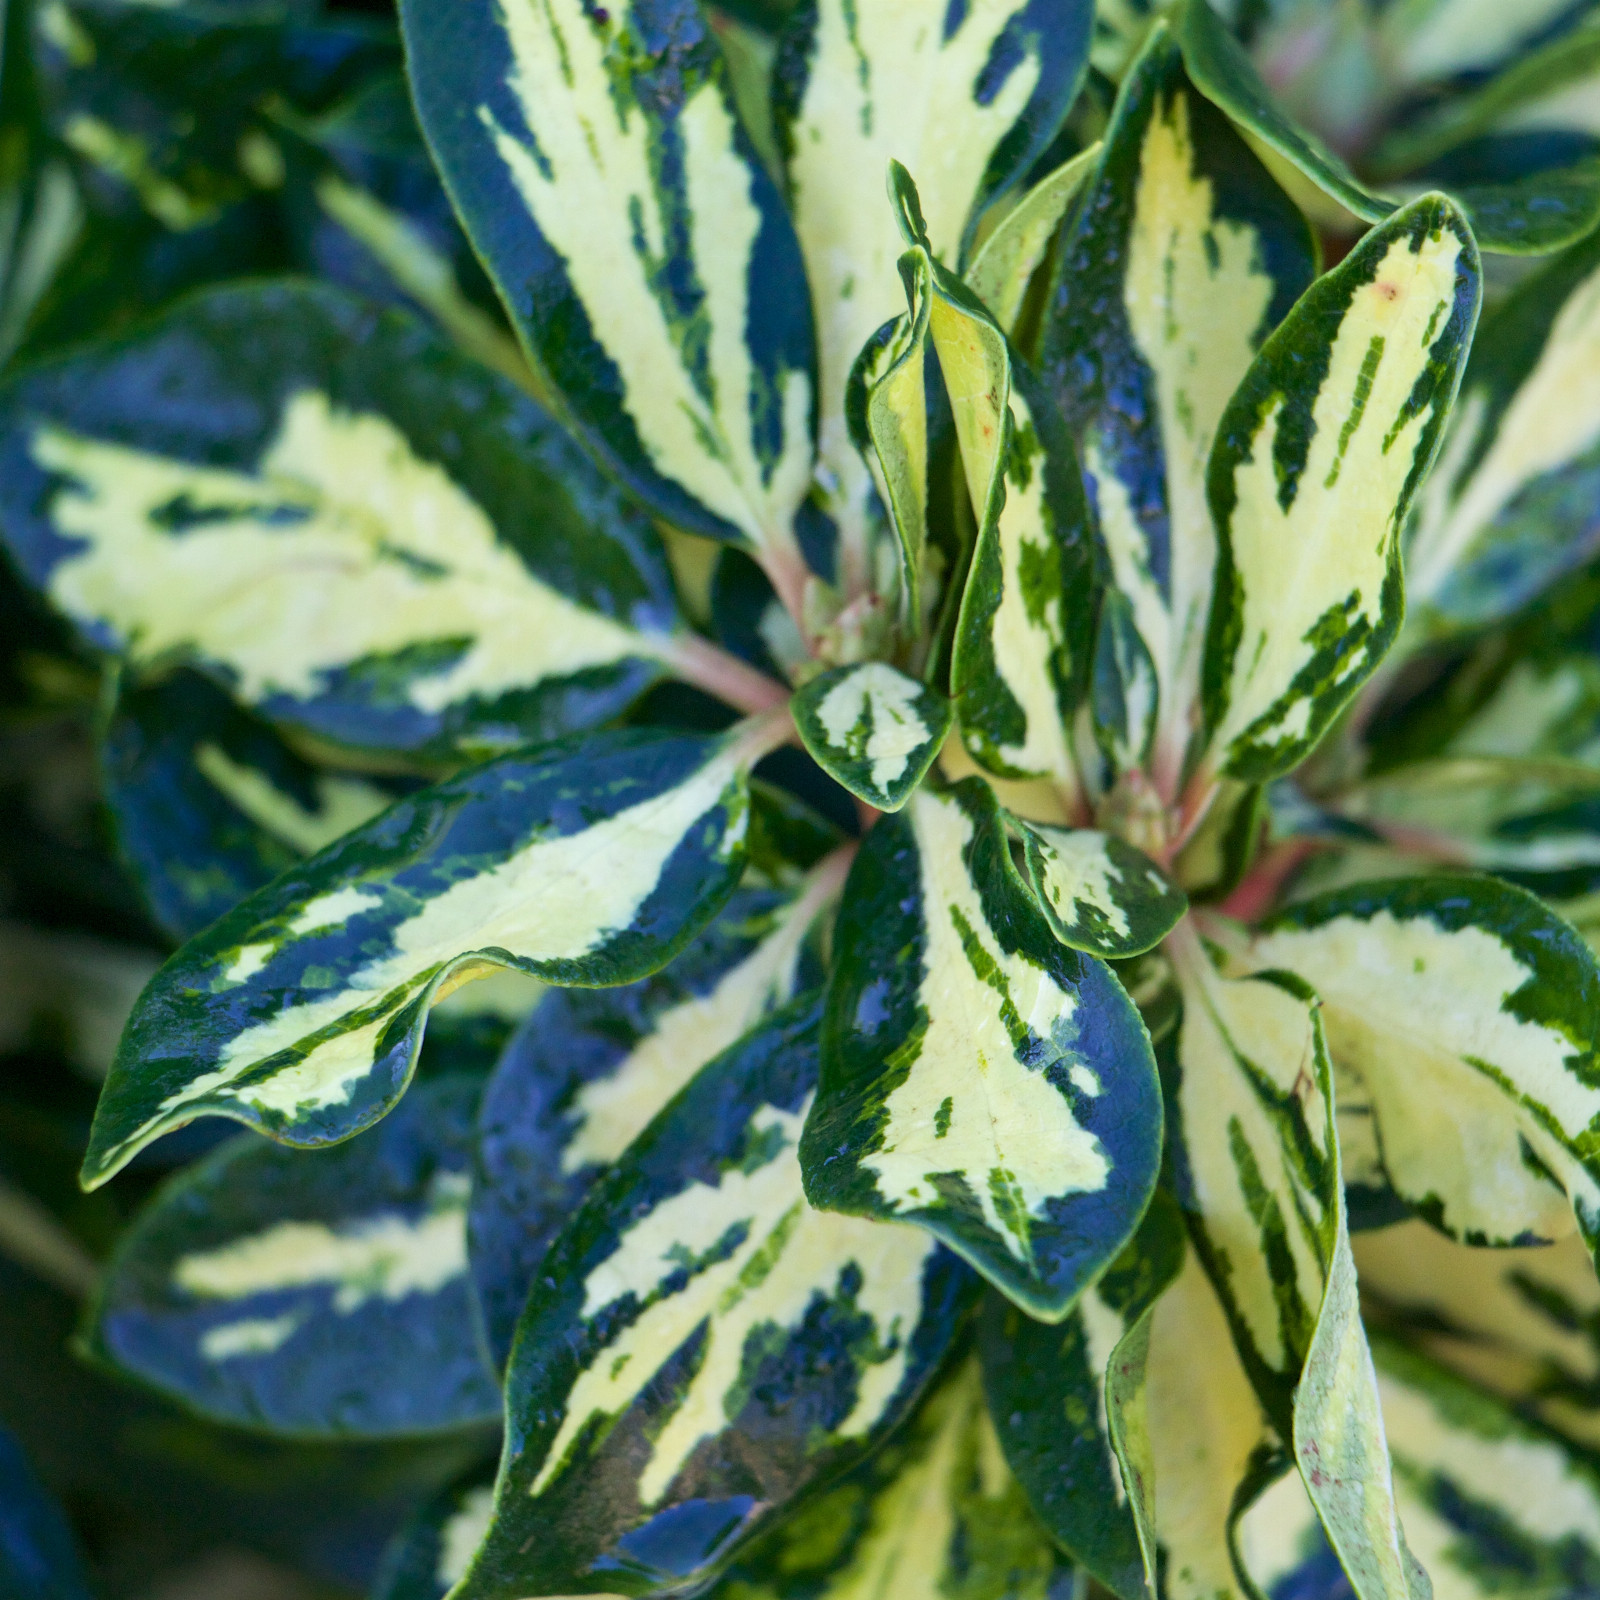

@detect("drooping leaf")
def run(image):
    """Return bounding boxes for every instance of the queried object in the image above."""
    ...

[87,1074,500,1436]
[0,281,688,761]
[1203,194,1480,783]
[469,862,843,1366]
[454,996,977,1600]
[1354,1218,1600,1452]
[887,168,1096,785]
[1166,927,1424,1600]
[802,779,1161,1319]
[966,144,1101,338]
[1251,875,1600,1256]
[710,1350,1077,1600]
[83,724,772,1188]
[402,0,817,571]
[1042,25,1316,794]
[0,1427,94,1600]
[1407,223,1600,636]
[791,661,953,812]
[776,0,1093,578]
[1173,0,1600,255]
[371,1460,496,1600]
[1018,819,1185,959]
[104,670,409,941]
[978,1189,1185,1599]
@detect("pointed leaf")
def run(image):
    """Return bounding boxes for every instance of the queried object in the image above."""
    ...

[454,997,977,1600]
[84,725,767,1188]
[966,144,1101,337]
[1252,875,1600,1256]
[1042,26,1316,792]
[889,168,1096,784]
[711,1351,1075,1600]
[86,1075,500,1436]
[0,282,685,761]
[470,862,843,1365]
[402,0,815,561]
[1166,929,1423,1600]
[791,661,953,812]
[105,670,409,941]
[1203,195,1480,783]
[802,779,1162,1320]
[777,0,1092,570]
[1408,224,1600,634]
[978,1190,1186,1600]
[1018,820,1185,959]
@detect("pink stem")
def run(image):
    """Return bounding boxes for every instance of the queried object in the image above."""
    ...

[663,633,792,716]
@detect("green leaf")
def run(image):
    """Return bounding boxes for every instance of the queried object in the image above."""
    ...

[888,167,1096,785]
[1373,1337,1600,1598]
[1407,224,1600,636]
[104,670,409,941]
[1202,194,1480,784]
[710,1350,1075,1600]
[1018,819,1186,958]
[791,661,953,812]
[83,724,770,1188]
[402,0,816,568]
[470,861,844,1365]
[373,1461,496,1600]
[0,281,688,762]
[1166,927,1423,1600]
[978,1190,1186,1600]
[801,779,1162,1320]
[775,0,1093,578]
[86,1074,500,1436]
[1091,587,1159,776]
[455,996,977,1600]
[1173,0,1600,255]
[1355,1218,1600,1452]
[1042,25,1316,794]
[1252,875,1600,1257]
[966,143,1101,338]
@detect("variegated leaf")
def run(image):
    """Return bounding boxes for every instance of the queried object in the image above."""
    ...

[87,1075,499,1435]
[0,282,693,761]
[1166,925,1423,1600]
[710,1350,1076,1600]
[470,860,845,1365]
[1203,194,1480,783]
[1104,1245,1283,1600]
[1171,778,1266,903]
[1407,224,1600,635]
[978,1190,1186,1600]
[1354,1218,1600,1452]
[1018,819,1186,958]
[802,779,1162,1319]
[791,661,953,812]
[777,0,1093,582]
[1091,587,1159,775]
[455,997,976,1600]
[401,0,817,572]
[1043,26,1315,795]
[889,168,1096,785]
[83,724,776,1188]
[105,670,410,941]
[373,1461,496,1600]
[1252,876,1600,1256]
[1373,1337,1600,1600]
[1173,0,1600,255]
[966,144,1100,337]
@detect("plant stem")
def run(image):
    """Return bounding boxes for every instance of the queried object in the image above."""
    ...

[664,633,792,715]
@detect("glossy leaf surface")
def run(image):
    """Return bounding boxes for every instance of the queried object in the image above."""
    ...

[804,780,1161,1319]
[457,997,976,1600]
[0,282,682,760]
[84,726,761,1187]
[1019,821,1186,959]
[88,1075,499,1436]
